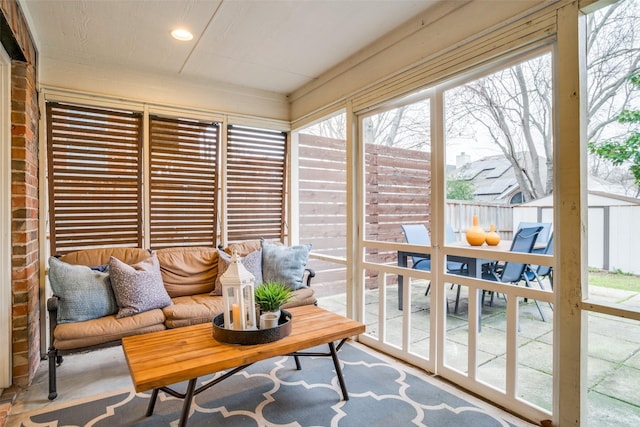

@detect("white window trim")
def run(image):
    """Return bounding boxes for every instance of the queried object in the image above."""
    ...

[0,44,12,388]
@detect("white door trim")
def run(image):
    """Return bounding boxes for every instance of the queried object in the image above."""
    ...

[0,45,12,388]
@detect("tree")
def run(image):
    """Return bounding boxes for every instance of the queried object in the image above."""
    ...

[446,55,552,202]
[302,1,640,201]
[302,113,346,140]
[589,73,640,197]
[447,0,639,202]
[447,179,475,200]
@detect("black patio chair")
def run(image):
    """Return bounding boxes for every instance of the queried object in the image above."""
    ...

[481,226,545,320]
[523,232,554,290]
[401,224,467,312]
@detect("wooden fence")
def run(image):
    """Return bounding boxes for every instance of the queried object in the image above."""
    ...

[298,134,525,294]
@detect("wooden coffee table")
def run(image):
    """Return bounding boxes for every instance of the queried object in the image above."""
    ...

[122,305,365,427]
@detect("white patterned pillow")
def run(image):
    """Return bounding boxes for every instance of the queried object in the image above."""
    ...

[109,254,172,318]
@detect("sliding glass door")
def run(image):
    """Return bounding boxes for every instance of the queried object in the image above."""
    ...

[358,50,557,421]
[583,1,640,425]
[440,51,555,419]
[359,92,435,369]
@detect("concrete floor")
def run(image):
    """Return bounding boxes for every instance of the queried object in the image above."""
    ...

[319,282,640,427]
[4,320,535,427]
[3,282,639,427]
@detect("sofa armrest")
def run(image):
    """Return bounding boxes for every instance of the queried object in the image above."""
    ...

[47,295,59,314]
[304,268,315,287]
[47,295,60,333]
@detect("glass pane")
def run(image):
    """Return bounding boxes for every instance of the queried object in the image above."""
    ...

[587,312,640,426]
[477,288,507,392]
[585,0,640,310]
[584,4,640,420]
[364,268,380,340]
[444,284,470,374]
[409,276,430,358]
[363,95,431,245]
[517,297,553,411]
[442,49,556,414]
[384,272,402,349]
[445,51,554,237]
[297,113,348,314]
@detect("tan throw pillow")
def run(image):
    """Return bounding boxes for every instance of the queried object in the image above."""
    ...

[109,254,172,318]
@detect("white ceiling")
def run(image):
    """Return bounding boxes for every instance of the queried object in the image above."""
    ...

[20,0,439,96]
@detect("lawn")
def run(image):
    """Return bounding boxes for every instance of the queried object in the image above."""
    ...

[589,269,640,292]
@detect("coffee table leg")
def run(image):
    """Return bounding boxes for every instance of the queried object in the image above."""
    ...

[146,388,159,416]
[179,378,198,427]
[329,341,349,400]
[294,355,302,370]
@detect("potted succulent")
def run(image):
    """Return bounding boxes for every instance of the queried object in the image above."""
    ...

[254,281,293,329]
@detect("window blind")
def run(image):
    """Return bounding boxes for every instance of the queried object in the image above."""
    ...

[226,125,288,242]
[148,116,219,249]
[46,102,143,255]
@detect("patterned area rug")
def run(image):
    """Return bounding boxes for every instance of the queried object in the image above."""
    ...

[15,342,528,427]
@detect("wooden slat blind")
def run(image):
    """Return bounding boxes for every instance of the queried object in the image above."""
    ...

[46,102,143,255]
[149,116,219,249]
[226,125,287,242]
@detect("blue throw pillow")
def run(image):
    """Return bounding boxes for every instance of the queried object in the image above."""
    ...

[261,239,311,290]
[48,257,118,323]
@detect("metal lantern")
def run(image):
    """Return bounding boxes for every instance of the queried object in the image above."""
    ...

[220,251,256,330]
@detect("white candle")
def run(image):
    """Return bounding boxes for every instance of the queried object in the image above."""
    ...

[232,303,242,330]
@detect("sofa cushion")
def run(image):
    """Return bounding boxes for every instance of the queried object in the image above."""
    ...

[163,294,226,328]
[224,239,264,256]
[48,257,119,323]
[109,254,172,318]
[52,309,166,350]
[212,249,263,295]
[155,247,218,297]
[261,239,312,290]
[59,247,150,267]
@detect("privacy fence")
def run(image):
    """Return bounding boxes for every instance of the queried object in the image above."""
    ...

[299,134,640,296]
[298,134,520,295]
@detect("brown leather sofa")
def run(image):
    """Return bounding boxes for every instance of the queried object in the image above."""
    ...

[46,241,316,400]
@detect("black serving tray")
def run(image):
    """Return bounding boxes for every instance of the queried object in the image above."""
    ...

[212,310,292,345]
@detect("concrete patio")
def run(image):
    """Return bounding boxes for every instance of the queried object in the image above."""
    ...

[318,282,640,427]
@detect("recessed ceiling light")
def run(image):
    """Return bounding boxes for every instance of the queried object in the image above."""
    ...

[171,28,193,41]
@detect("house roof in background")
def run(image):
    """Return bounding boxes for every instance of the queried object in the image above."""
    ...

[451,155,521,202]
[452,154,637,204]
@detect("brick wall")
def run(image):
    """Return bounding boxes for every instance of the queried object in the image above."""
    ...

[1,0,40,388]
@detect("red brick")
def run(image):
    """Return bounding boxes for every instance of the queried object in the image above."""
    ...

[12,305,27,317]
[5,0,41,390]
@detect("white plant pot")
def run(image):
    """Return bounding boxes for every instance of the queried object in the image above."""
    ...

[259,311,280,329]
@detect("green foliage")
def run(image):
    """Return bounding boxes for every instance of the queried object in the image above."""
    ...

[589,73,640,187]
[447,179,475,200]
[614,268,633,276]
[254,281,293,312]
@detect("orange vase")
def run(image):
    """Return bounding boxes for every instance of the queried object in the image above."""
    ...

[465,215,486,246]
[485,223,501,246]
